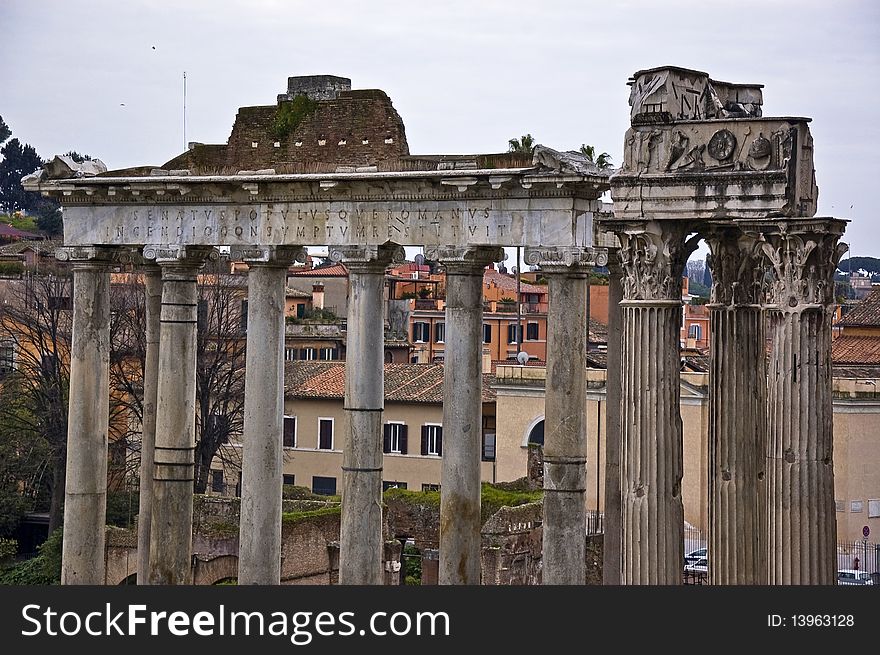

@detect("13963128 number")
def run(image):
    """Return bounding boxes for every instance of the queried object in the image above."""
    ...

[791,614,854,627]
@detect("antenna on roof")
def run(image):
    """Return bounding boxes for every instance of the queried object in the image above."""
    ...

[183,71,187,152]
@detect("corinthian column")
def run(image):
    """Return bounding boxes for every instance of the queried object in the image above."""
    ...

[237,246,306,585]
[56,247,114,584]
[704,228,767,585]
[334,244,403,585]
[429,245,504,585]
[146,245,214,585]
[525,246,607,585]
[615,220,697,584]
[760,219,847,585]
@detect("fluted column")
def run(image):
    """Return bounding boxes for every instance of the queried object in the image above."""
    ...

[603,249,623,585]
[334,244,403,585]
[57,247,114,584]
[147,245,214,585]
[429,245,503,585]
[525,247,606,584]
[760,219,847,585]
[237,246,306,585]
[705,229,767,585]
[615,220,697,584]
[137,264,161,584]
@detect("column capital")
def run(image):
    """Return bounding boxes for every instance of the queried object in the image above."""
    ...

[55,245,121,266]
[142,244,219,265]
[426,245,504,274]
[524,246,607,274]
[613,220,698,302]
[330,244,405,273]
[230,245,308,266]
[754,220,848,310]
[703,228,765,307]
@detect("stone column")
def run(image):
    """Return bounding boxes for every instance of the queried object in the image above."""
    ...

[146,246,213,585]
[704,229,767,585]
[237,247,305,585]
[429,245,503,585]
[602,248,623,585]
[137,265,162,584]
[57,247,113,585]
[760,220,847,585]
[333,244,403,585]
[615,220,697,584]
[525,247,605,584]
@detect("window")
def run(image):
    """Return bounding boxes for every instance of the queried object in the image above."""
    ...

[413,321,430,343]
[312,476,337,496]
[434,322,445,343]
[869,499,880,518]
[240,299,249,334]
[422,483,440,492]
[482,431,496,461]
[688,324,702,340]
[851,500,864,513]
[283,474,295,486]
[835,500,845,512]
[48,295,72,310]
[211,470,224,493]
[383,481,408,491]
[296,303,306,318]
[319,347,337,360]
[383,422,408,454]
[528,420,545,446]
[526,322,539,341]
[109,439,126,467]
[318,418,334,450]
[283,416,297,448]
[0,341,15,375]
[421,424,442,456]
[483,324,492,344]
[285,348,297,361]
[197,300,208,333]
[507,323,522,344]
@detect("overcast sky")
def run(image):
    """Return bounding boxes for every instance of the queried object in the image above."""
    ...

[2,0,878,260]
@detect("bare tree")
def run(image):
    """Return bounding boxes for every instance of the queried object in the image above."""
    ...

[0,268,72,533]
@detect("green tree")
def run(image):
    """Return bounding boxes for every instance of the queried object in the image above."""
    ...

[579,144,613,170]
[508,134,536,155]
[0,116,10,145]
[0,138,43,214]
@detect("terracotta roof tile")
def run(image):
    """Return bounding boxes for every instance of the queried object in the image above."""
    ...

[839,288,880,327]
[284,362,496,403]
[832,335,880,365]
[289,264,348,277]
[483,269,546,295]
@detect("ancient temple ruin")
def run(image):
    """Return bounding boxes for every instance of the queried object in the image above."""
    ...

[24,67,846,586]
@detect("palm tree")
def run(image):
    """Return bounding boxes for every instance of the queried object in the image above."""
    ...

[508,134,536,155]
[580,144,613,170]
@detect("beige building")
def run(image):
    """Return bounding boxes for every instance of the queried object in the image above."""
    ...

[493,365,880,543]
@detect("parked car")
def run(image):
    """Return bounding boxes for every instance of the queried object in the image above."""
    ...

[837,569,874,585]
[684,548,707,565]
[684,557,708,574]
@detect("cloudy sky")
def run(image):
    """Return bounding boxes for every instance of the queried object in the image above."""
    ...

[2,0,878,258]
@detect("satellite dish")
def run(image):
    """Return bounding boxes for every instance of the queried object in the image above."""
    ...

[516,351,529,366]
[414,253,425,265]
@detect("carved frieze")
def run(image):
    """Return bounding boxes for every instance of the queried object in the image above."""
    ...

[614,221,698,301]
[758,222,848,309]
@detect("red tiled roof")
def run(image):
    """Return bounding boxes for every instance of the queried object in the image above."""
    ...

[483,269,546,295]
[289,264,348,277]
[832,335,880,365]
[0,224,41,239]
[839,288,880,327]
[284,362,496,403]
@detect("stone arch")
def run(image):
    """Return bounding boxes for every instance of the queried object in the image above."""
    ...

[104,547,138,586]
[522,415,545,447]
[193,554,240,586]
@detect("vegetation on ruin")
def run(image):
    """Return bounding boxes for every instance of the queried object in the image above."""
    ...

[0,528,62,585]
[580,144,613,170]
[507,134,536,155]
[272,95,319,140]
[384,482,542,524]
[281,505,342,525]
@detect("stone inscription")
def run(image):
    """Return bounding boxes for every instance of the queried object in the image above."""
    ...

[63,199,595,249]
